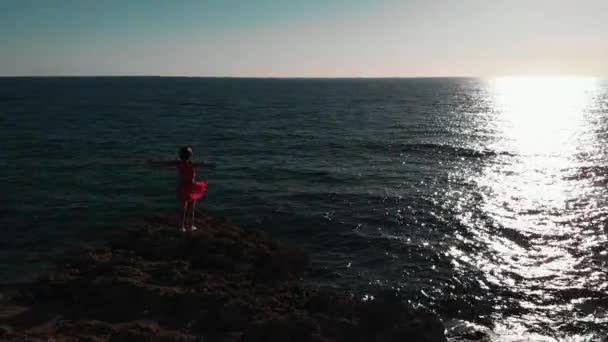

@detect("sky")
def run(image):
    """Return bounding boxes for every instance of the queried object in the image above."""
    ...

[1,0,607,77]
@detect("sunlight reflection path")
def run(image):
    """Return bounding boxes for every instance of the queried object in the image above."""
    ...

[448,77,608,340]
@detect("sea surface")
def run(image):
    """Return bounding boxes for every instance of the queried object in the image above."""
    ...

[1,77,607,340]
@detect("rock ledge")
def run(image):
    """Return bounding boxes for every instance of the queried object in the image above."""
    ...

[0,213,447,342]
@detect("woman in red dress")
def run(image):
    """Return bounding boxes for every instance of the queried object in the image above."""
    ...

[148,146,213,232]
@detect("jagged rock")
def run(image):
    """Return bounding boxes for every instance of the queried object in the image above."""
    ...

[286,311,321,342]
[241,316,291,342]
[0,212,447,342]
[307,288,353,316]
[108,320,198,342]
[219,300,251,331]
[0,324,13,337]
[445,320,495,341]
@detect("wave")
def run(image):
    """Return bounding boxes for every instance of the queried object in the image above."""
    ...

[563,165,608,182]
[174,101,220,108]
[362,141,514,159]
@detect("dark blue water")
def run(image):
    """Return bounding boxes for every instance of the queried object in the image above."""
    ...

[2,77,607,340]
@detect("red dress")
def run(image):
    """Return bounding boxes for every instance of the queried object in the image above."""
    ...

[177,161,208,202]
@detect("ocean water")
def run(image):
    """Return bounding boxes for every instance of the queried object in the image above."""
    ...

[1,77,607,340]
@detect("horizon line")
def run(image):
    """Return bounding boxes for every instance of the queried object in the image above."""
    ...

[0,75,478,79]
[0,74,602,79]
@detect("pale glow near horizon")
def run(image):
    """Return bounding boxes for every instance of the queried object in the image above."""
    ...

[1,0,607,77]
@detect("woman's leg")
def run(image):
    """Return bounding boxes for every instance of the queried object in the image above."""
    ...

[179,201,188,231]
[189,200,197,230]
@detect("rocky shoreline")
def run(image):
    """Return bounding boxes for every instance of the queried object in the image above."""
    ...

[0,212,448,342]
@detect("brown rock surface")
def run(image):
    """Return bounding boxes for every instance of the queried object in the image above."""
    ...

[0,213,447,342]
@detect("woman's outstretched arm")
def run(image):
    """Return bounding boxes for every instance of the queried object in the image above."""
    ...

[147,160,179,168]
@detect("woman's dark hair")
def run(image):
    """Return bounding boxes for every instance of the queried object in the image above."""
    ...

[179,146,193,161]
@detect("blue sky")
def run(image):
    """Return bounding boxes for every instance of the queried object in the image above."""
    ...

[1,0,607,77]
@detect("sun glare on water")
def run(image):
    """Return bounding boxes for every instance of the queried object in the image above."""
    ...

[490,76,597,155]
[450,76,607,340]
